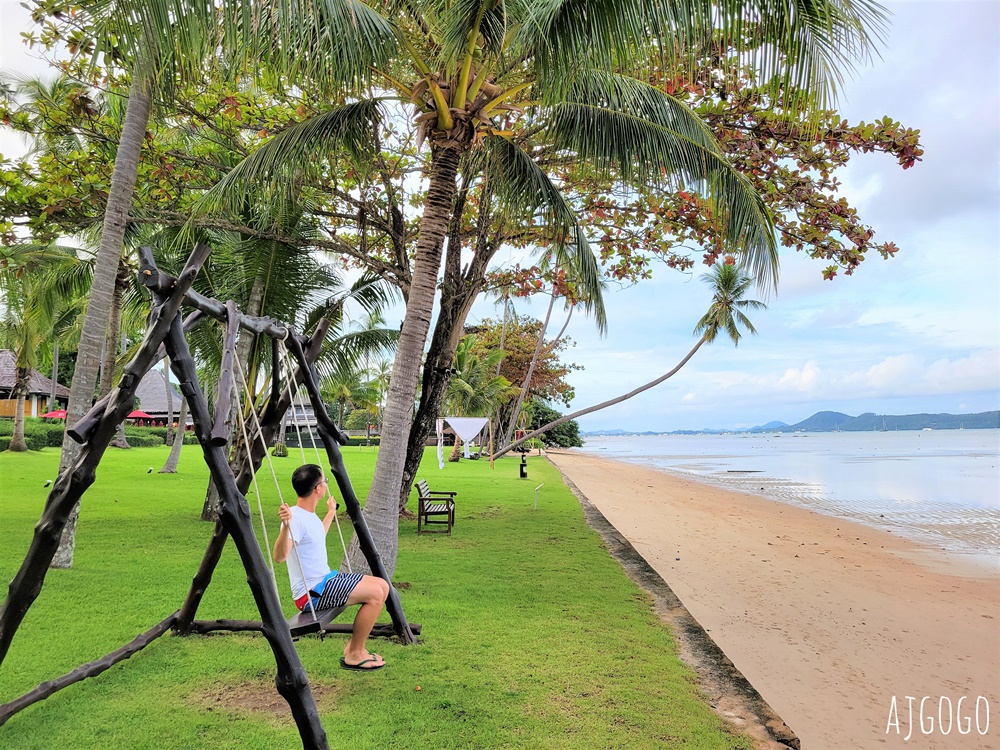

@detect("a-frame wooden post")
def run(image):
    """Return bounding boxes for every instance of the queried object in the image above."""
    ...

[0,244,210,667]
[163,315,328,750]
[173,319,330,635]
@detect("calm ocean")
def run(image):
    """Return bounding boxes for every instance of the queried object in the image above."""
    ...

[576,430,1000,563]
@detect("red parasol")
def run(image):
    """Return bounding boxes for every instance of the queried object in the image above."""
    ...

[40,409,67,419]
[127,410,155,419]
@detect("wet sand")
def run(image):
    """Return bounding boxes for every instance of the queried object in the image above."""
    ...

[547,450,1000,750]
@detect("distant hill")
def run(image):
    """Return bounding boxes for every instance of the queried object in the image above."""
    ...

[581,411,999,436]
[762,411,850,432]
[784,410,999,432]
[750,420,790,432]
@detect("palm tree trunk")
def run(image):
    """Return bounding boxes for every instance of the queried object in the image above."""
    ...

[163,358,175,446]
[493,336,708,459]
[9,368,30,452]
[52,67,151,569]
[159,396,187,473]
[98,265,126,399]
[397,281,480,512]
[496,294,510,377]
[350,144,463,577]
[108,271,132,450]
[49,343,59,411]
[501,292,556,449]
[550,303,574,349]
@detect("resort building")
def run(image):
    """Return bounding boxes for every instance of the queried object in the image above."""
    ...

[0,350,69,419]
[134,368,191,426]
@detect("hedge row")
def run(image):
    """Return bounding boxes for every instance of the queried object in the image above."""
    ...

[0,431,48,451]
[0,419,64,449]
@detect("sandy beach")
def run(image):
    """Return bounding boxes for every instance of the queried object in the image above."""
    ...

[547,450,1000,750]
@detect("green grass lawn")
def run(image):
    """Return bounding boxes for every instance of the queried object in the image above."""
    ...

[0,445,750,749]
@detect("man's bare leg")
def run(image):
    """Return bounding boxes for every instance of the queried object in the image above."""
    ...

[343,575,390,667]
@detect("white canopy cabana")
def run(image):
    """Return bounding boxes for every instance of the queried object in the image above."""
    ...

[436,416,490,467]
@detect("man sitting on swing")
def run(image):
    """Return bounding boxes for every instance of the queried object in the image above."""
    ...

[273,463,390,671]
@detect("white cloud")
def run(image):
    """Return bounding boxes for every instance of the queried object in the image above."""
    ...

[925,350,1000,392]
[668,349,999,407]
[777,361,822,392]
[861,354,919,390]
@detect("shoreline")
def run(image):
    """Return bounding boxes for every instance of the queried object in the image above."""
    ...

[576,431,1000,570]
[547,449,1000,750]
[601,456,1000,578]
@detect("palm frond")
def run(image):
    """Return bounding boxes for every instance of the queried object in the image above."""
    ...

[346,272,403,319]
[514,0,886,110]
[320,327,400,374]
[224,0,396,95]
[547,71,778,289]
[87,0,224,90]
[486,137,606,332]
[193,99,383,229]
[434,0,512,70]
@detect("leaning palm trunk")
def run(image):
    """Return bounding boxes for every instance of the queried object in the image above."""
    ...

[348,144,463,577]
[159,396,187,473]
[52,68,152,569]
[9,368,30,452]
[493,336,708,459]
[501,293,556,449]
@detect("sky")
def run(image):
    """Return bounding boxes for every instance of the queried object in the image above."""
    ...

[1,0,998,432]
[471,0,1000,431]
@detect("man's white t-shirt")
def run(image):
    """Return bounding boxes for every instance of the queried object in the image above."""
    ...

[286,505,331,599]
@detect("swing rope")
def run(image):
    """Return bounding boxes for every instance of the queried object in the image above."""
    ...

[278,342,353,574]
[234,354,320,624]
[230,360,278,590]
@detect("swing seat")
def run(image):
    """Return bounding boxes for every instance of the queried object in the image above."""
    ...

[287,605,347,638]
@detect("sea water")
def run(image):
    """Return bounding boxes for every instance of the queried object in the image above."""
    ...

[576,430,1000,563]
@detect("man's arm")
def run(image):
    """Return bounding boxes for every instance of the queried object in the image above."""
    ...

[273,503,294,563]
[321,494,338,534]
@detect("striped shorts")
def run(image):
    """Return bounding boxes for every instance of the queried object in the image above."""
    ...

[302,571,364,612]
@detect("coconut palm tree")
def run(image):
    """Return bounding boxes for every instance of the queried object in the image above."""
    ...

[494,262,766,457]
[323,366,367,428]
[205,1,867,573]
[0,246,92,451]
[33,1,221,564]
[444,333,512,460]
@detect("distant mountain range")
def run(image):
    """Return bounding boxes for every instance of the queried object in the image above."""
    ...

[582,410,1000,436]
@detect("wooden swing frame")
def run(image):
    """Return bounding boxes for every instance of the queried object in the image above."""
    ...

[0,244,415,750]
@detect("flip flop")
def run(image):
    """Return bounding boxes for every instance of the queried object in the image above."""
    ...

[340,657,385,671]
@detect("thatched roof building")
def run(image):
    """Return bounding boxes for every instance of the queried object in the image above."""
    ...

[0,350,69,418]
[135,367,187,424]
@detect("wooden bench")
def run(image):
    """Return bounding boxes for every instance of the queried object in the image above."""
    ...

[415,479,456,535]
